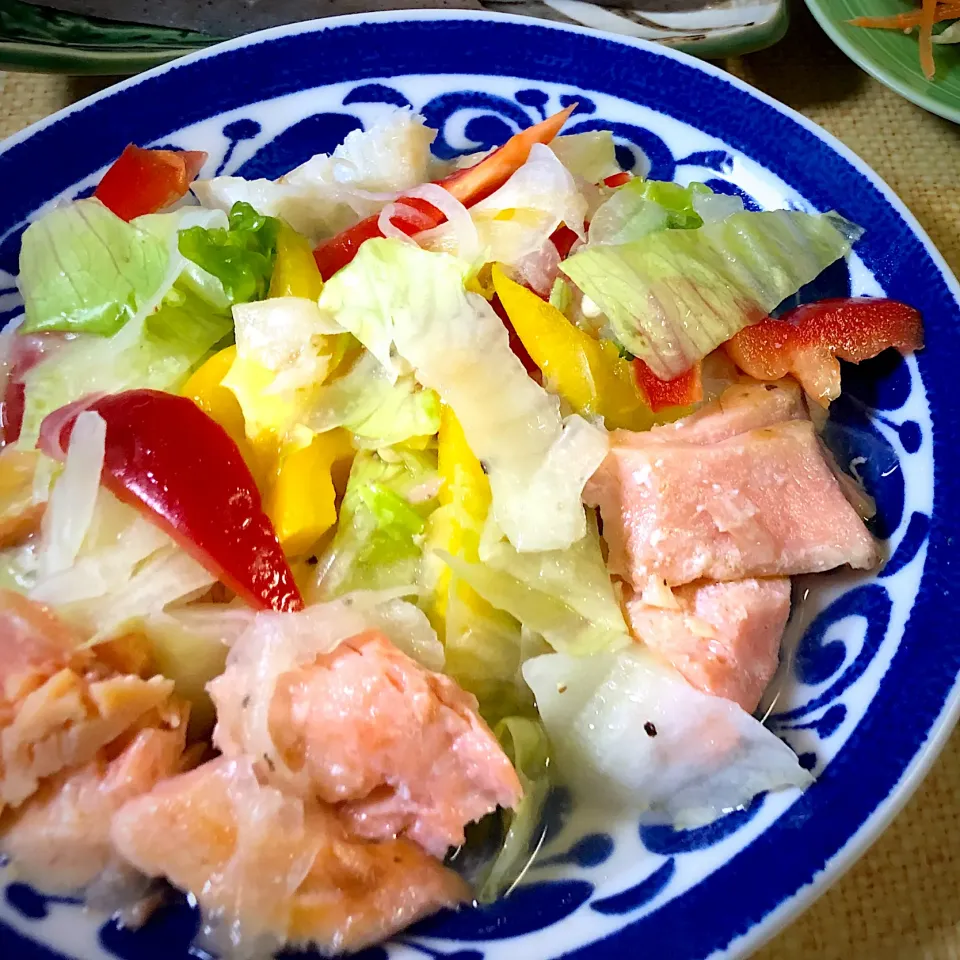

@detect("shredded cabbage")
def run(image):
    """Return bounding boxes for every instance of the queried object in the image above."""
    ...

[550,131,622,184]
[31,486,214,641]
[318,239,608,552]
[692,190,745,224]
[440,576,530,726]
[439,512,630,656]
[308,350,440,449]
[223,296,343,443]
[562,210,860,380]
[309,448,439,600]
[192,108,437,243]
[137,612,230,738]
[17,199,169,336]
[523,646,813,827]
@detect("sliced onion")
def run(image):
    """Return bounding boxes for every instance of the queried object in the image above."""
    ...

[38,393,106,459]
[377,201,426,245]
[409,183,480,261]
[38,410,106,577]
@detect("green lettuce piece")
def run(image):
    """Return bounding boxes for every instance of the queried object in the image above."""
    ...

[438,513,630,657]
[587,179,710,247]
[439,576,533,728]
[313,449,439,599]
[638,180,712,229]
[18,281,233,448]
[473,716,551,902]
[562,210,859,380]
[18,199,169,336]
[550,131,621,183]
[548,277,572,314]
[178,200,279,303]
[310,350,440,449]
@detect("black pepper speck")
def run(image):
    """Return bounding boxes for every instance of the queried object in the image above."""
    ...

[644,721,658,737]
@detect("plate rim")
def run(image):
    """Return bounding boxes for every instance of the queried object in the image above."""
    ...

[1,11,959,959]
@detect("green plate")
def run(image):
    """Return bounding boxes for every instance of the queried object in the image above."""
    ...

[805,0,960,123]
[0,0,217,74]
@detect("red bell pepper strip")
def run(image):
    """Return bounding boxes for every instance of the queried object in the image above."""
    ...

[723,298,924,407]
[313,105,577,280]
[550,224,581,261]
[1,383,24,449]
[492,295,541,378]
[633,360,703,413]
[38,390,303,613]
[603,171,632,188]
[94,144,207,222]
[0,334,59,448]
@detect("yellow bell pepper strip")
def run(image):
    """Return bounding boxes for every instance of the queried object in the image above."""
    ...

[425,405,493,629]
[268,222,325,300]
[492,264,655,432]
[181,346,244,443]
[266,428,355,557]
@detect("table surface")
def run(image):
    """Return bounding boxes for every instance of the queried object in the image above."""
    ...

[1,4,959,957]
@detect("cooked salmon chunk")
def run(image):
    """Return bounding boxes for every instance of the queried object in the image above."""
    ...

[0,590,176,811]
[110,757,469,957]
[624,577,792,712]
[210,629,522,858]
[0,719,186,895]
[611,380,808,449]
[587,397,878,585]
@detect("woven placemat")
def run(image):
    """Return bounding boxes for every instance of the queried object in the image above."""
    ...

[1,5,959,955]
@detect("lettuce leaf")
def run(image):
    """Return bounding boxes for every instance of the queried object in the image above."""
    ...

[439,574,531,726]
[223,296,344,443]
[18,199,169,336]
[15,206,235,448]
[318,239,608,552]
[562,210,859,380]
[473,716,551,902]
[587,179,710,247]
[18,282,233,448]
[178,200,279,304]
[310,448,439,600]
[309,350,440,449]
[550,131,621,184]
[439,512,630,656]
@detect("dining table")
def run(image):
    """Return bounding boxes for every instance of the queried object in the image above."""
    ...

[1,2,958,955]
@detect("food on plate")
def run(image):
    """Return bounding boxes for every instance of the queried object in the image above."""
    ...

[0,104,923,957]
[850,0,960,80]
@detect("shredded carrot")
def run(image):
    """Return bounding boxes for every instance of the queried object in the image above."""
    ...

[850,3,960,29]
[919,0,939,77]
[850,0,960,78]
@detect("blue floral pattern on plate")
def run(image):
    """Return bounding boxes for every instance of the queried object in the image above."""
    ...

[0,13,956,960]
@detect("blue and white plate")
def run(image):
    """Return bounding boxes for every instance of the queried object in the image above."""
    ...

[0,12,957,960]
